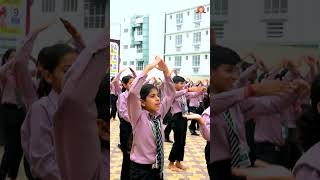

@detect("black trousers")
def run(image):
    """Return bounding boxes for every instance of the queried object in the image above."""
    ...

[110,94,118,119]
[0,104,25,179]
[255,142,288,167]
[212,159,246,180]
[168,113,187,162]
[130,161,162,180]
[188,107,198,133]
[205,142,214,179]
[119,118,132,180]
[23,157,41,180]
[121,151,131,180]
[286,128,302,169]
[164,111,173,140]
[0,104,4,146]
[245,119,256,164]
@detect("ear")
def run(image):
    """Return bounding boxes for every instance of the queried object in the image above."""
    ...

[317,102,320,114]
[42,70,53,84]
[140,99,146,107]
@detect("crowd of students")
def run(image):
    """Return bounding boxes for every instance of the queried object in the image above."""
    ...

[0,18,109,180]
[210,28,320,180]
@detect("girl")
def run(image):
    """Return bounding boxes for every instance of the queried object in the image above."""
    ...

[21,18,88,179]
[53,30,108,180]
[127,57,175,180]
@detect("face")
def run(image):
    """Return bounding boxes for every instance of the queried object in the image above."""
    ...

[43,52,77,93]
[211,64,239,92]
[123,78,134,91]
[175,82,185,91]
[141,88,160,113]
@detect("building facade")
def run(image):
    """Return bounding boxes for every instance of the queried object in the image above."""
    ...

[119,15,149,71]
[164,4,210,78]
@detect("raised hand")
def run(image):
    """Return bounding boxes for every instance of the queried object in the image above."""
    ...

[60,17,81,39]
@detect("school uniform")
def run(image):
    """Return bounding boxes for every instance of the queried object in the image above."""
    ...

[168,89,202,163]
[53,30,108,180]
[117,90,132,180]
[0,31,39,180]
[211,87,299,180]
[127,72,175,180]
[293,142,320,180]
[188,90,204,134]
[110,72,122,119]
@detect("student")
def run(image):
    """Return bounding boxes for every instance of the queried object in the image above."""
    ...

[21,18,87,178]
[168,75,205,171]
[210,45,309,180]
[188,83,205,136]
[53,30,108,180]
[117,74,134,180]
[127,57,175,180]
[110,76,119,121]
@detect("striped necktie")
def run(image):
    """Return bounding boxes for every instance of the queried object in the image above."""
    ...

[150,115,164,176]
[223,110,241,167]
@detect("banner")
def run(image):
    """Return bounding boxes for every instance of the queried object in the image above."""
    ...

[110,39,120,78]
[0,0,26,55]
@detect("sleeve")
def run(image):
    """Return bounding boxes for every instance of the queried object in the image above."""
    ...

[160,76,176,119]
[127,72,148,126]
[240,92,298,120]
[14,32,40,109]
[211,87,247,115]
[53,30,108,180]
[0,60,15,79]
[199,112,210,141]
[113,72,122,96]
[117,94,129,121]
[23,103,61,180]
[186,91,203,98]
[175,89,188,98]
[295,165,320,180]
[234,64,257,88]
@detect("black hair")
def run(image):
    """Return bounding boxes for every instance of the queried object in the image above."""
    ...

[311,74,320,112]
[241,61,253,72]
[111,76,115,81]
[121,75,133,92]
[296,106,320,152]
[258,72,268,83]
[140,84,158,101]
[36,44,77,98]
[1,48,16,65]
[95,74,109,122]
[173,76,185,84]
[211,45,241,71]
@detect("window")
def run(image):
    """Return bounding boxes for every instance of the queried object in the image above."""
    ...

[170,15,172,19]
[84,0,106,28]
[175,34,182,46]
[186,33,189,38]
[205,54,208,59]
[124,28,128,33]
[123,61,127,66]
[130,45,135,48]
[264,0,288,14]
[192,55,200,66]
[266,22,284,38]
[136,27,142,35]
[213,23,224,38]
[136,44,142,53]
[130,61,135,65]
[206,30,208,35]
[187,11,190,15]
[194,44,200,51]
[193,32,201,44]
[174,56,182,67]
[63,0,77,12]
[207,7,210,12]
[193,68,199,74]
[213,0,228,15]
[124,45,128,49]
[186,56,188,60]
[136,61,144,71]
[177,25,182,31]
[176,13,183,24]
[169,57,171,61]
[176,47,181,52]
[42,0,55,12]
[195,22,200,28]
[194,10,202,21]
[169,36,171,40]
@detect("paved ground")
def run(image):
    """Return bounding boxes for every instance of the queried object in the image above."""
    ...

[110,118,209,180]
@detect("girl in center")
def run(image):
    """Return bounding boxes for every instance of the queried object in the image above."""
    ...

[127,57,175,180]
